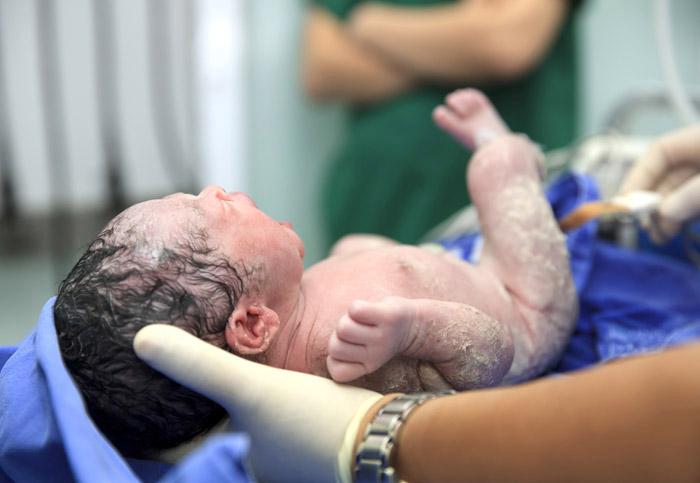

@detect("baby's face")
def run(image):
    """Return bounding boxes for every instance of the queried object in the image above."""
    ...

[116,185,305,304]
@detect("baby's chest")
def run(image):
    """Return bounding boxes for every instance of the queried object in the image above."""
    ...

[335,248,477,301]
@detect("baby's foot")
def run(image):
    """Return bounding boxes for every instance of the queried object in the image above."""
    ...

[433,88,510,150]
[326,298,416,383]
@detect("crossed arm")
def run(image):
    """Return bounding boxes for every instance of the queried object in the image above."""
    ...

[302,0,571,103]
[302,8,414,104]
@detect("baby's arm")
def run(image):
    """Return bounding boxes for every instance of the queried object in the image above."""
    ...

[327,297,514,390]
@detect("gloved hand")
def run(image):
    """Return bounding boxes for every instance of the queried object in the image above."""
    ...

[134,325,386,483]
[619,124,700,242]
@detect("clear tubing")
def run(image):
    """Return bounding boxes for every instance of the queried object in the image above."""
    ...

[654,0,699,124]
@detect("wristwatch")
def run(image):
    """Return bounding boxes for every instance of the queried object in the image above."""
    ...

[354,391,455,483]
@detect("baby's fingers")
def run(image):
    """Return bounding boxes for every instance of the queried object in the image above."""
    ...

[328,331,369,362]
[326,356,368,383]
[348,297,412,325]
[336,313,378,344]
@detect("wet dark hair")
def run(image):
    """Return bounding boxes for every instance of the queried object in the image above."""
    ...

[54,219,248,458]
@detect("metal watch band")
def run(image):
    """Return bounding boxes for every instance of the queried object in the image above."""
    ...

[354,390,456,483]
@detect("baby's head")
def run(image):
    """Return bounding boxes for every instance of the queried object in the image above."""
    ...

[54,186,305,457]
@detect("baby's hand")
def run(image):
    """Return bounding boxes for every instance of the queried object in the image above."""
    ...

[327,297,417,383]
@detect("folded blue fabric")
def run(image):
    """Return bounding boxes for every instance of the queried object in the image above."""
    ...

[438,172,700,373]
[0,299,253,483]
[557,240,700,372]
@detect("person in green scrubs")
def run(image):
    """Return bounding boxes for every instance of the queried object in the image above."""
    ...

[303,0,583,246]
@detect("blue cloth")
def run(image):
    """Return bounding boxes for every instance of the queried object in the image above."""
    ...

[438,173,700,372]
[0,298,253,483]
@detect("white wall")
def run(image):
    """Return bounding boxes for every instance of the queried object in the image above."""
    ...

[579,0,700,135]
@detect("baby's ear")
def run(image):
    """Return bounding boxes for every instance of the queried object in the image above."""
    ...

[224,300,280,355]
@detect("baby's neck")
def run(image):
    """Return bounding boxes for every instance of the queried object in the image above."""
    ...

[263,285,319,374]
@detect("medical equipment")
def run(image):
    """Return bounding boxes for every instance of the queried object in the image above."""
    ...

[558,190,661,232]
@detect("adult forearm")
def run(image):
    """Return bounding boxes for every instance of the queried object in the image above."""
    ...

[349,0,568,83]
[302,8,414,104]
[391,343,700,483]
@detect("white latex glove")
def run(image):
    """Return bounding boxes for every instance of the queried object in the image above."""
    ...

[134,325,384,483]
[619,124,700,242]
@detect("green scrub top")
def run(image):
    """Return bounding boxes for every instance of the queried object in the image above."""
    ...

[315,0,582,246]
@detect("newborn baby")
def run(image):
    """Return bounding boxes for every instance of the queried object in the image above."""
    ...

[55,89,577,457]
[315,90,576,391]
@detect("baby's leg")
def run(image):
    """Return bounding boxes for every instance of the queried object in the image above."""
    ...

[436,89,576,382]
[433,88,510,150]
